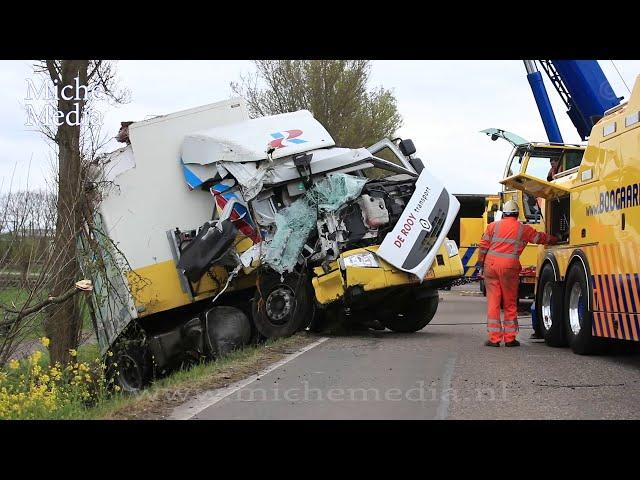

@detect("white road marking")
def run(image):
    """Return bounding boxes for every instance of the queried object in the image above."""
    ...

[169,336,330,420]
[435,354,457,420]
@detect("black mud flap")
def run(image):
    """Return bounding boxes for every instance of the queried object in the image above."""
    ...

[177,219,238,283]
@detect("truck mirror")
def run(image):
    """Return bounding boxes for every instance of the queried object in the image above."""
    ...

[398,139,416,156]
[410,157,425,173]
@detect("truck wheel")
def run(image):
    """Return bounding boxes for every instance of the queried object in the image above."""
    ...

[252,272,313,338]
[382,291,439,333]
[205,306,252,358]
[108,339,152,394]
[563,263,606,355]
[536,263,567,347]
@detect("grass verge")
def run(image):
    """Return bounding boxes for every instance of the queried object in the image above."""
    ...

[84,332,319,420]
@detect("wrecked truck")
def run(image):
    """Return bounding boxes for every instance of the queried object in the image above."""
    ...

[84,98,463,391]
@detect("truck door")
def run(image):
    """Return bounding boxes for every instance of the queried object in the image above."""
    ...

[500,172,571,242]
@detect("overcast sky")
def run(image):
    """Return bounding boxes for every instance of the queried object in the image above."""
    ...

[1,60,639,195]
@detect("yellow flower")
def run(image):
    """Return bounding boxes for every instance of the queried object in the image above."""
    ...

[30,350,42,363]
[9,360,19,370]
[69,349,77,357]
[49,367,62,381]
[40,337,50,348]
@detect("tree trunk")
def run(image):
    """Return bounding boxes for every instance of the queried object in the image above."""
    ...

[44,60,89,366]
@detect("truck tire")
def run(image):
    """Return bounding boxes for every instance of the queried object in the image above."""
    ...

[252,272,313,338]
[563,263,606,355]
[536,263,567,347]
[381,291,439,333]
[205,306,252,358]
[108,337,152,394]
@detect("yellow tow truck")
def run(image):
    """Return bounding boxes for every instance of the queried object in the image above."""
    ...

[451,131,550,301]
[498,75,640,354]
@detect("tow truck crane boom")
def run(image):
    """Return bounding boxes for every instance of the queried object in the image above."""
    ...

[524,60,623,141]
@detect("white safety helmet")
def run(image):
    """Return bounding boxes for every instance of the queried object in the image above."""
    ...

[502,200,519,215]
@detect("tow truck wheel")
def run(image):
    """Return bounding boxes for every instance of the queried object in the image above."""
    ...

[536,263,567,347]
[381,291,439,333]
[252,272,313,338]
[563,263,605,355]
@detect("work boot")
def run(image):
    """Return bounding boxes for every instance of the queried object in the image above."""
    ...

[530,332,543,340]
[484,340,501,347]
[505,339,520,347]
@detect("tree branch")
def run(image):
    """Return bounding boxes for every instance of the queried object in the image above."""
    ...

[44,60,61,85]
[0,281,92,326]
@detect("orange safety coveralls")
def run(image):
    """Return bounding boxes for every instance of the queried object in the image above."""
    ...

[477,216,556,343]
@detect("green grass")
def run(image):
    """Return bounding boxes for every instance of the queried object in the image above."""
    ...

[0,287,33,307]
[0,287,47,340]
[83,334,312,420]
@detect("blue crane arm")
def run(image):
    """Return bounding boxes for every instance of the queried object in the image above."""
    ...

[539,60,623,140]
[524,62,564,143]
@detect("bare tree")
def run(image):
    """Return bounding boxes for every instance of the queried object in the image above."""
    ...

[0,189,55,283]
[0,184,59,366]
[231,60,403,148]
[28,60,129,365]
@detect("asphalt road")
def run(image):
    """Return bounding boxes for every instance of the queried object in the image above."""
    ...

[189,286,640,420]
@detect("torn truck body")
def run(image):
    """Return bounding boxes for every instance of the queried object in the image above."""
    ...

[87,98,463,391]
[179,110,458,280]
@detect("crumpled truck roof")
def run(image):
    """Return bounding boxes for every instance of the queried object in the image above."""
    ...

[181,110,335,165]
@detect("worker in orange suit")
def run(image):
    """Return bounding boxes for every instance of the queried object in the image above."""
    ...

[477,200,558,347]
